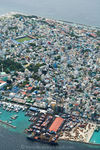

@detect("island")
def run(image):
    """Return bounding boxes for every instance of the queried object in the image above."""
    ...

[0,12,100,145]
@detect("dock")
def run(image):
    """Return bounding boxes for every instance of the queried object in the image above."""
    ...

[0,120,16,129]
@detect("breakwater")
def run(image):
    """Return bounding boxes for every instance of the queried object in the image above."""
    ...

[0,120,16,129]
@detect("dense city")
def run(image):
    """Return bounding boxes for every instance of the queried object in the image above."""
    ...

[0,13,100,145]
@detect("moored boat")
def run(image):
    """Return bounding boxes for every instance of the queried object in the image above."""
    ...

[27,134,58,145]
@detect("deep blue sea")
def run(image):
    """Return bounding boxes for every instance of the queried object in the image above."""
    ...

[0,126,100,150]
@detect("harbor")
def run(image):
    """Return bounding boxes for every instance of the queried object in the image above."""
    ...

[25,109,65,144]
[25,107,100,145]
[0,101,100,145]
[0,102,30,133]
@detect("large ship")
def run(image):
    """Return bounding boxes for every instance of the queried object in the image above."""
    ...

[27,133,58,145]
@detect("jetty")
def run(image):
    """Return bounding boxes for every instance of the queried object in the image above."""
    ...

[0,120,16,129]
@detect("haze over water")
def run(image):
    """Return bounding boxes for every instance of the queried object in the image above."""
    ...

[0,0,100,27]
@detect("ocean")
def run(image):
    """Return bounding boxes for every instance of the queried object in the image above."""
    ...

[0,0,100,27]
[0,126,100,150]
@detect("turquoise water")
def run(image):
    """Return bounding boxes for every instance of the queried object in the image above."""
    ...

[0,107,100,150]
[90,131,100,144]
[0,107,30,133]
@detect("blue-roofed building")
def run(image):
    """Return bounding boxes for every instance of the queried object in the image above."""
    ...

[29,106,39,112]
[11,86,20,93]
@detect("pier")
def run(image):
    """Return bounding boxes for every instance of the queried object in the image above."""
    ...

[0,120,16,129]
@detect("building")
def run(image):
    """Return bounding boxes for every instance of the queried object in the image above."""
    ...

[0,80,7,89]
[49,117,64,132]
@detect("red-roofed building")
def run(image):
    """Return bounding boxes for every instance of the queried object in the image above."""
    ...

[27,87,33,91]
[36,97,43,101]
[74,104,79,106]
[0,80,6,84]
[25,84,29,87]
[0,80,7,89]
[90,33,97,38]
[49,117,64,132]
[21,91,27,96]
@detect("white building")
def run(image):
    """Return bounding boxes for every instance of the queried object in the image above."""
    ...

[0,80,7,89]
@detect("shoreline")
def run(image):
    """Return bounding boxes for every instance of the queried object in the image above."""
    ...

[0,102,100,146]
[0,11,100,29]
[59,139,100,147]
[0,101,100,146]
[59,122,100,146]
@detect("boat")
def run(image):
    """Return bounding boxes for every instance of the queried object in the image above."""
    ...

[11,115,18,120]
[9,109,12,112]
[95,126,100,132]
[22,107,25,111]
[3,106,6,110]
[27,134,58,145]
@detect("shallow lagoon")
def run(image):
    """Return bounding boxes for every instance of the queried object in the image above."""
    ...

[0,107,30,133]
[90,130,100,144]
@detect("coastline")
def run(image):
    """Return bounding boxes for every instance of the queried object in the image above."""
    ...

[0,11,100,30]
[59,123,97,144]
[59,123,100,147]
[59,139,100,147]
[59,20,100,30]
[0,101,100,146]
